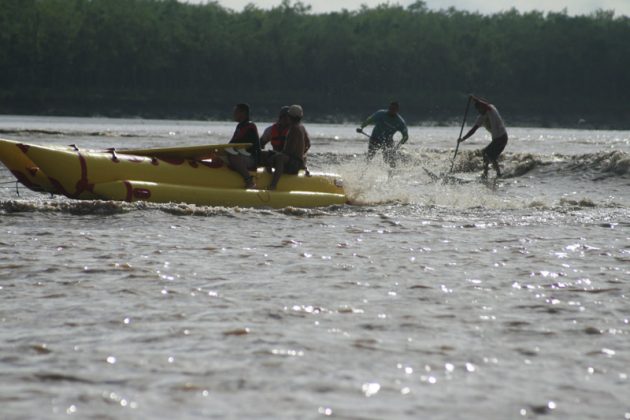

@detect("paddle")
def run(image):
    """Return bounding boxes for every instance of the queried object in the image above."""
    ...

[357,128,405,151]
[449,95,472,173]
[356,128,372,140]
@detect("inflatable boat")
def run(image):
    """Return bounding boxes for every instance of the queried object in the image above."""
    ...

[0,138,347,208]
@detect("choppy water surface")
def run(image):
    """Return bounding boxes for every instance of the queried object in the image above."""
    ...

[1,116,629,419]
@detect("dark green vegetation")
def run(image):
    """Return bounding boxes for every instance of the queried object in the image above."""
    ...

[1,0,629,127]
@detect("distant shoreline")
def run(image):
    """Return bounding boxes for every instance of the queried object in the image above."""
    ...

[2,2,629,132]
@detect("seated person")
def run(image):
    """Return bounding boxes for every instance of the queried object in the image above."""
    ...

[259,106,291,170]
[260,106,291,152]
[267,105,309,190]
[226,103,260,189]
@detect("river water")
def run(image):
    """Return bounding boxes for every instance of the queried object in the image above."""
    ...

[0,115,628,419]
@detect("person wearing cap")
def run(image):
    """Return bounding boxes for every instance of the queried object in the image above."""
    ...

[226,103,261,189]
[356,101,409,167]
[267,104,309,190]
[458,96,508,178]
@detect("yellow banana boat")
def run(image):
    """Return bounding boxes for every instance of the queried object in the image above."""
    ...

[0,138,347,208]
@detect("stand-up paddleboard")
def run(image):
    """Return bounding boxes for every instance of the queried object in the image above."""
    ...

[423,167,499,187]
[423,167,475,185]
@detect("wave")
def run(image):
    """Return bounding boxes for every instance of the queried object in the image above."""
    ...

[309,149,630,179]
[0,199,237,216]
[503,150,630,178]
[566,151,630,178]
[0,194,622,219]
[0,198,348,217]
[1,147,627,213]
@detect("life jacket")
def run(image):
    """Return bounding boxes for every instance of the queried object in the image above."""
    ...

[231,121,258,144]
[230,120,260,162]
[270,123,289,152]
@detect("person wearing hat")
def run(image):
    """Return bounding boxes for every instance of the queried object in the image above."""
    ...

[356,101,409,168]
[267,104,309,190]
[226,103,261,189]
[458,96,508,178]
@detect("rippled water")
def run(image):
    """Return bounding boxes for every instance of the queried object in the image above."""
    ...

[1,116,629,419]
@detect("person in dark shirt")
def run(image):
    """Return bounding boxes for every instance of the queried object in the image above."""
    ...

[226,103,260,189]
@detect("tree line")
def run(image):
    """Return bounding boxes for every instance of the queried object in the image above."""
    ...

[1,0,629,127]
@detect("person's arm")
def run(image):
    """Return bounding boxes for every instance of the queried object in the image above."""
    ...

[459,125,479,142]
[397,118,409,145]
[252,125,261,155]
[399,131,409,145]
[259,126,272,148]
[246,124,261,159]
[281,127,293,154]
[360,115,374,129]
[282,126,304,158]
[357,112,377,132]
[303,128,311,153]
[459,114,484,143]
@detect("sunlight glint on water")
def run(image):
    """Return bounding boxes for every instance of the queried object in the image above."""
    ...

[0,116,628,419]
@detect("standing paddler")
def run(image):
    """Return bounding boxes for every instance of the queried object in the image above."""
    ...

[356,101,409,168]
[458,96,508,178]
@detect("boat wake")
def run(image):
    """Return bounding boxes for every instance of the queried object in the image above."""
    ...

[313,148,629,209]
[1,148,628,214]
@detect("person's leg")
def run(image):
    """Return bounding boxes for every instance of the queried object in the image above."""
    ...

[383,140,396,168]
[492,159,501,177]
[228,155,256,188]
[481,151,490,178]
[484,134,507,178]
[492,134,507,177]
[268,153,289,190]
[367,140,379,161]
[259,151,274,173]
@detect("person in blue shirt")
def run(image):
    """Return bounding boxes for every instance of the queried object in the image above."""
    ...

[356,101,409,167]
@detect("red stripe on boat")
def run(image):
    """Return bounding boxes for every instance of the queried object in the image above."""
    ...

[133,188,151,199]
[11,170,43,192]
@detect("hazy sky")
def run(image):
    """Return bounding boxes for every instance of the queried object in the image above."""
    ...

[180,0,630,15]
